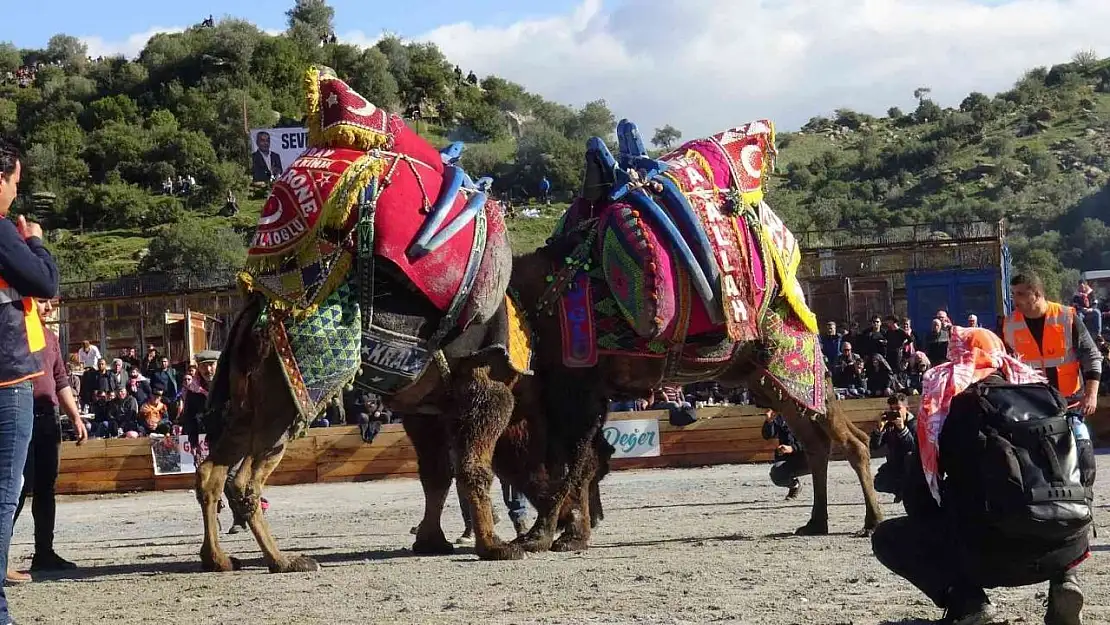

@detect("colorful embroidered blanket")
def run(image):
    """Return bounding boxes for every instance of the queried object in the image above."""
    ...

[916,326,1045,503]
[240,66,509,327]
[759,300,826,414]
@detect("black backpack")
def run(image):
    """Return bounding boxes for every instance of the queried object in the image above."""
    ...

[966,381,1093,542]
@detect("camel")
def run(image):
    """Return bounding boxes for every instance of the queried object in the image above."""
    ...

[505,119,881,555]
[195,66,548,570]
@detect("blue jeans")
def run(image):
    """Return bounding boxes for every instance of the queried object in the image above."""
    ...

[0,381,35,623]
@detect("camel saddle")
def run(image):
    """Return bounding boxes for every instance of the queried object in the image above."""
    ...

[240,67,518,426]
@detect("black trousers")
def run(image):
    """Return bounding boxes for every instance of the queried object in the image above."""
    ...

[14,409,62,555]
[769,453,810,488]
[872,516,1085,609]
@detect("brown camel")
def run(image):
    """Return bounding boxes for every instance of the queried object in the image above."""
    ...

[504,119,881,556]
[195,66,543,570]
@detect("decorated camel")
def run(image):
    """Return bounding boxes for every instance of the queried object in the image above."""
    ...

[507,120,881,555]
[196,66,571,571]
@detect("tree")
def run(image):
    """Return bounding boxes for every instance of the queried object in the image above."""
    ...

[286,0,335,43]
[913,98,943,124]
[0,43,20,73]
[651,125,682,150]
[886,106,904,120]
[1072,49,1099,70]
[45,34,88,68]
[140,219,246,279]
[913,86,932,102]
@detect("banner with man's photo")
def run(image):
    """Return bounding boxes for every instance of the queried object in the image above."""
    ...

[249,127,309,183]
[150,433,210,476]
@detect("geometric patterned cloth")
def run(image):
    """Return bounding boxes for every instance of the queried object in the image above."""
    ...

[273,279,361,437]
[758,300,826,414]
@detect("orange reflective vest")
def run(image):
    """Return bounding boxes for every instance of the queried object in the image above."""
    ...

[0,274,45,387]
[1004,301,1081,397]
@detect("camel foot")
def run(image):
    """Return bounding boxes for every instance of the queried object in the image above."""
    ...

[853,527,875,538]
[412,536,455,556]
[268,555,320,573]
[794,519,829,536]
[512,531,554,554]
[201,553,242,573]
[476,541,524,561]
[551,533,589,553]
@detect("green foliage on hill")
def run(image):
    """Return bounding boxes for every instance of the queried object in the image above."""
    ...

[768,54,1110,298]
[1,2,611,280]
[6,7,1110,300]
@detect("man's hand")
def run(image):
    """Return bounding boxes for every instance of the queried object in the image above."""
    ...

[72,417,88,445]
[1081,382,1099,417]
[777,444,794,456]
[16,215,42,240]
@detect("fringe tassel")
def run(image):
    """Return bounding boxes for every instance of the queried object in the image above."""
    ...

[323,154,385,230]
[305,66,325,148]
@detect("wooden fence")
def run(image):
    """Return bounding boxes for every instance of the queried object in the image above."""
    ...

[55,397,1110,495]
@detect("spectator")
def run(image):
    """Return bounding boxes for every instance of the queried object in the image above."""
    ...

[871,328,1090,625]
[832,342,866,397]
[141,345,159,375]
[1072,279,1102,338]
[883,316,914,381]
[869,393,917,502]
[114,387,140,433]
[149,357,178,399]
[77,340,100,369]
[139,388,171,435]
[762,411,807,500]
[904,351,930,394]
[935,310,952,330]
[123,347,141,372]
[967,314,979,328]
[108,358,127,390]
[924,318,949,366]
[865,353,896,397]
[820,321,842,369]
[93,358,119,394]
[855,316,888,359]
[125,367,152,406]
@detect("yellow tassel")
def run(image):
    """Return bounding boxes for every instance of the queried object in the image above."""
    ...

[305,66,325,148]
[322,154,384,230]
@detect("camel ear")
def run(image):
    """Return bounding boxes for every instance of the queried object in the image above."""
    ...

[581,137,616,202]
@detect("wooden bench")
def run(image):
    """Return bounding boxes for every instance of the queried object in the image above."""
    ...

[54,396,1109,495]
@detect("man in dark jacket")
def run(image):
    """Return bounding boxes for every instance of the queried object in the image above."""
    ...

[820,321,842,369]
[871,377,1089,625]
[869,393,916,501]
[762,411,808,500]
[0,140,59,625]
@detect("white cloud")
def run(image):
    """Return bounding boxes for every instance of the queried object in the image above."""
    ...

[82,27,184,59]
[418,0,1110,136]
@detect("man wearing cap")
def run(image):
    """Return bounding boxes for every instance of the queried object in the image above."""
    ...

[9,299,87,582]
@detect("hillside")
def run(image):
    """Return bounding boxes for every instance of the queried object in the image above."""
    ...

[4,4,1110,300]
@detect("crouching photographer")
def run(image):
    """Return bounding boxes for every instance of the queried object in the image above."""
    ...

[871,327,1094,625]
[869,393,916,502]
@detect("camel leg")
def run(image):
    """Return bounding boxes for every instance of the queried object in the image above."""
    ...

[197,430,251,572]
[452,364,521,561]
[231,444,319,573]
[749,372,833,536]
[516,415,602,553]
[403,415,454,555]
[552,467,594,552]
[818,392,882,536]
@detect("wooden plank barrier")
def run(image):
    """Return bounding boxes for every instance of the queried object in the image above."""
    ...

[54,397,1110,495]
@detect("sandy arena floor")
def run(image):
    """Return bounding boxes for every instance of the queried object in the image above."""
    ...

[6,457,1108,625]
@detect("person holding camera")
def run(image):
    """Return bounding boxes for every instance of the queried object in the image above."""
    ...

[869,393,916,502]
[762,411,808,500]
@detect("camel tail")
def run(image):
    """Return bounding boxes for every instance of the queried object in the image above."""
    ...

[204,294,265,445]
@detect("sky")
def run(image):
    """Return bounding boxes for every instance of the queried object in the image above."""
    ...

[5,0,1110,137]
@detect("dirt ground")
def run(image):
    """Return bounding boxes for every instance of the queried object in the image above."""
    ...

[6,457,1108,625]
